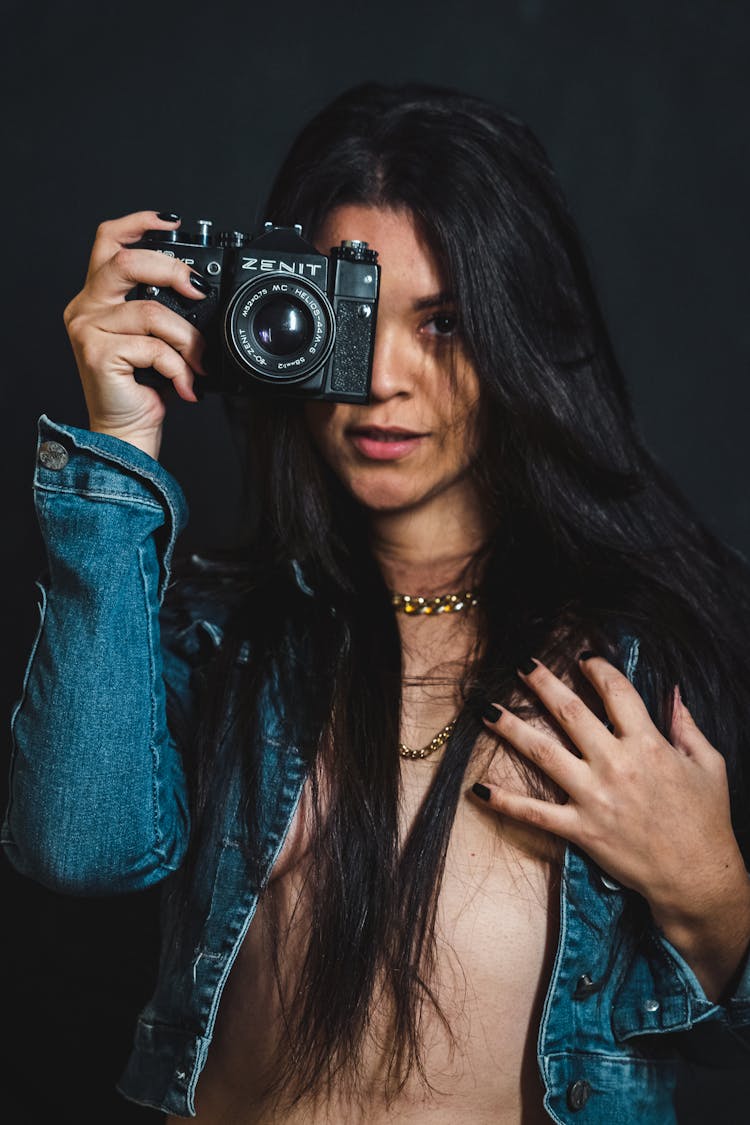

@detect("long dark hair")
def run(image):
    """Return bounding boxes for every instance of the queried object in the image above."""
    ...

[177,81,750,1106]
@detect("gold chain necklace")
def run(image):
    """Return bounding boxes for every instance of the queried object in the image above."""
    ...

[391,590,479,615]
[398,717,458,760]
[393,588,471,757]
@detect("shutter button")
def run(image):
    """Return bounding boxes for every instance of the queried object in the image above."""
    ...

[567,1079,592,1110]
[39,441,69,470]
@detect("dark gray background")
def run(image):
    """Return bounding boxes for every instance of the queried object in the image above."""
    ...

[3,1,748,1120]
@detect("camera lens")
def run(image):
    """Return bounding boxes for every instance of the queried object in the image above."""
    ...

[253,296,314,356]
[224,272,336,384]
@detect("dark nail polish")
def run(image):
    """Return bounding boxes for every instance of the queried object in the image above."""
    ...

[189,272,212,294]
[156,211,180,222]
[472,782,491,801]
[482,704,502,723]
[517,656,538,675]
[578,650,597,661]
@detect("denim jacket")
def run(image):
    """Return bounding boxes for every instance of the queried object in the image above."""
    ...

[4,416,750,1123]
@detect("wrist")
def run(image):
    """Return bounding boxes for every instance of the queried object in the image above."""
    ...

[648,843,748,928]
[649,857,750,1003]
[89,422,162,462]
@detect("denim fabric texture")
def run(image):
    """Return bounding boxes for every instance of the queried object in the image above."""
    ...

[4,415,750,1122]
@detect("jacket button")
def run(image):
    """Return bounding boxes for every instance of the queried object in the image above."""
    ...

[573,973,599,999]
[643,997,661,1013]
[38,440,69,470]
[599,871,621,891]
[567,1079,592,1110]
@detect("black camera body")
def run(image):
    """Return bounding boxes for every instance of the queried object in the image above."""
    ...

[129,219,380,402]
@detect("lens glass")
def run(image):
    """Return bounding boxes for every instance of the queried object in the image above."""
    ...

[253,296,314,356]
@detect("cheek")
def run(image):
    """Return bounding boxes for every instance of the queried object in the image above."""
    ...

[460,369,483,439]
[443,380,482,457]
[464,399,483,455]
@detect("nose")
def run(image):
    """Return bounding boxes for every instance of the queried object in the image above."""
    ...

[367,320,412,403]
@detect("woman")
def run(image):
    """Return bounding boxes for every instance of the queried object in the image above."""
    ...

[4,82,750,1123]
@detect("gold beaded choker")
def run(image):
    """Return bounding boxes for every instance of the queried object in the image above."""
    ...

[391,590,479,615]
[398,718,457,760]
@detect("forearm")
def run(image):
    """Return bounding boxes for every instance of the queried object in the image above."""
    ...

[3,417,191,894]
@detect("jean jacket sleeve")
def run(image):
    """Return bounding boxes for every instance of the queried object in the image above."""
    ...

[671,933,750,1064]
[2,416,192,895]
[618,926,750,1067]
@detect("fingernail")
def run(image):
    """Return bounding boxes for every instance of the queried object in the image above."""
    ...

[482,704,502,723]
[157,211,181,222]
[517,656,538,675]
[578,650,597,661]
[189,272,212,294]
[472,782,491,801]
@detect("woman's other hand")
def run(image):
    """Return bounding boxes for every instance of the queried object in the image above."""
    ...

[472,653,750,1001]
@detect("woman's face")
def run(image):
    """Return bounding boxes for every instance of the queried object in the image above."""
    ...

[304,205,482,516]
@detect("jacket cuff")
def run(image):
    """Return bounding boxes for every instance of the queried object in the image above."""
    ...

[35,415,188,598]
[657,929,750,1028]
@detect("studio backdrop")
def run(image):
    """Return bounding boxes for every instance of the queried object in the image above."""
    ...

[3,2,749,1121]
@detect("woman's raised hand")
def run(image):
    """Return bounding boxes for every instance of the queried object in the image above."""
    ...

[63,210,209,460]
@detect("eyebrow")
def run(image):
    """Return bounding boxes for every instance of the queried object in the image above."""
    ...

[411,290,455,311]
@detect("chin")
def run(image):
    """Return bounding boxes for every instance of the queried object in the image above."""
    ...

[345,474,430,514]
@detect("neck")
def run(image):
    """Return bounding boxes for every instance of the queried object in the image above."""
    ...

[369,481,492,595]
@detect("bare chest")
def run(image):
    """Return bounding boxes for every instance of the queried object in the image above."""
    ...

[185,754,559,1125]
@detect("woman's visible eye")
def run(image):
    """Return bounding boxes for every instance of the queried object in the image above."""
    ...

[422,312,459,338]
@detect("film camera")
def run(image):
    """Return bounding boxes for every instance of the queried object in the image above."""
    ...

[129,219,380,402]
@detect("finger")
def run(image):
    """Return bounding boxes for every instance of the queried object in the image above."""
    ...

[576,653,654,737]
[100,331,199,403]
[86,210,181,280]
[87,247,211,307]
[95,299,207,375]
[470,781,578,840]
[517,658,615,759]
[669,684,716,759]
[481,704,587,794]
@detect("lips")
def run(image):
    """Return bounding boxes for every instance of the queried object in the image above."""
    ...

[348,426,425,440]
[347,425,427,462]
